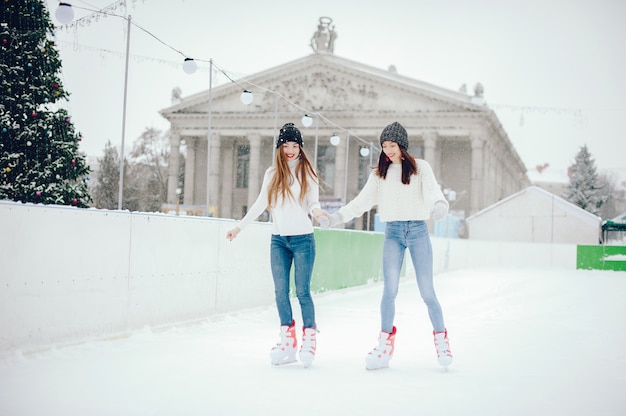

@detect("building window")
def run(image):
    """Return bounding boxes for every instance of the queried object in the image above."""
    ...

[316,145,335,194]
[236,144,250,188]
[410,144,425,160]
[358,147,374,189]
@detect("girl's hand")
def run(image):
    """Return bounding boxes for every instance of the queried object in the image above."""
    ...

[311,208,328,225]
[226,227,241,241]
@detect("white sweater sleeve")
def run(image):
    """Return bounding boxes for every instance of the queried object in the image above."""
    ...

[338,170,378,223]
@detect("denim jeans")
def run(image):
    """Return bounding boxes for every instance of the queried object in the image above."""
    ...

[270,233,316,329]
[381,221,445,333]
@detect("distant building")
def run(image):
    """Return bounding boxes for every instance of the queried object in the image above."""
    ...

[466,186,602,244]
[160,18,530,229]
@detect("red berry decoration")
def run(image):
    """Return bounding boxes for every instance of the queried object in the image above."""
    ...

[53,83,58,88]
[71,159,76,165]
[31,112,36,117]
[72,198,77,205]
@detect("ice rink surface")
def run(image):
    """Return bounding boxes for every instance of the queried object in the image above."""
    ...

[1,267,625,416]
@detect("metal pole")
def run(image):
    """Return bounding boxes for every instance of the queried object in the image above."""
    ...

[343,131,349,203]
[313,113,319,171]
[206,59,213,216]
[272,92,278,160]
[367,141,373,230]
[117,15,131,210]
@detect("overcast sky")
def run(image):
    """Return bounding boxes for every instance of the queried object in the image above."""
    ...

[44,0,626,175]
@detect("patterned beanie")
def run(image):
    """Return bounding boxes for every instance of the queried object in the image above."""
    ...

[276,123,303,148]
[379,121,408,150]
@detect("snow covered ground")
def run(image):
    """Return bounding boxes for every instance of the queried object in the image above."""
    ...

[1,267,625,416]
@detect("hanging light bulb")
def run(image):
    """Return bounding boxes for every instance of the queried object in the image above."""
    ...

[240,90,253,105]
[301,114,313,127]
[329,134,341,146]
[182,58,197,74]
[360,147,370,157]
[55,2,74,24]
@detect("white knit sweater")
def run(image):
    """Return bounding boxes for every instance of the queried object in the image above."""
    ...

[237,160,321,236]
[338,159,448,223]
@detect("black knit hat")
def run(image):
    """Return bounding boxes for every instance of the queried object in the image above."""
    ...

[276,123,303,148]
[379,121,408,150]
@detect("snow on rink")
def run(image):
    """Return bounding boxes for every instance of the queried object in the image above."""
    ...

[1,267,625,416]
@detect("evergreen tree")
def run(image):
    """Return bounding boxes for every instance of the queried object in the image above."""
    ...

[563,145,607,216]
[0,0,91,207]
[92,141,119,210]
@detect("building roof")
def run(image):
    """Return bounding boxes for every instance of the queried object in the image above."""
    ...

[466,185,602,226]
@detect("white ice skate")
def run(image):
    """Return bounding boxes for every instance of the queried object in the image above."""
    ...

[299,327,317,368]
[365,326,396,370]
[270,320,297,366]
[434,329,453,368]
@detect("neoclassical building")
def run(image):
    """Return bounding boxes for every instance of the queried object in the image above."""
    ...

[160,18,530,230]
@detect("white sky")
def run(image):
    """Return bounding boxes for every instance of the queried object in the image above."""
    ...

[43,0,626,173]
[1,267,625,415]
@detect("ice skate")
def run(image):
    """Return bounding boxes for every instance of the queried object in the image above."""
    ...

[299,327,317,368]
[434,329,453,368]
[365,326,396,370]
[270,320,297,365]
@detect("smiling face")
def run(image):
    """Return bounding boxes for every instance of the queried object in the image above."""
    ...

[281,141,301,161]
[382,141,402,164]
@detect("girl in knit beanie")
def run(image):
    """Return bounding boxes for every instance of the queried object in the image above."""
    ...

[226,122,325,368]
[322,121,453,370]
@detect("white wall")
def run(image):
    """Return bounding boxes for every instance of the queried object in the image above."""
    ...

[0,201,577,354]
[0,201,275,354]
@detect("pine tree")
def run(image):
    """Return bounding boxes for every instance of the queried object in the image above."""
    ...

[92,141,119,210]
[0,0,91,207]
[563,145,607,216]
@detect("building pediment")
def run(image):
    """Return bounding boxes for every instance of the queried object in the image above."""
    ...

[160,53,486,122]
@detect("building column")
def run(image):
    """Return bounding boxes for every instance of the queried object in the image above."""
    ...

[423,131,438,178]
[167,131,181,204]
[208,131,221,216]
[183,137,197,205]
[470,133,484,216]
[247,132,262,208]
[334,137,348,201]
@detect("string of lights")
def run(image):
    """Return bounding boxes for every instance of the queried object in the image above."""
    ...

[51,1,610,152]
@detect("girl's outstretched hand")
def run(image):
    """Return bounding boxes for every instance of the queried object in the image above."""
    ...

[226,227,241,241]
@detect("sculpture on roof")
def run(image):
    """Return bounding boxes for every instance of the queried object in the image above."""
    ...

[310,17,336,54]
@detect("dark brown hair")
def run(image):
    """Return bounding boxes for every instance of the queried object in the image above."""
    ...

[376,147,418,184]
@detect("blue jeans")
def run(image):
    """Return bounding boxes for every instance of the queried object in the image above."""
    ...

[270,233,316,329]
[381,221,445,333]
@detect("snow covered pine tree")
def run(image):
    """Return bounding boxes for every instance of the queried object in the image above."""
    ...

[0,0,91,207]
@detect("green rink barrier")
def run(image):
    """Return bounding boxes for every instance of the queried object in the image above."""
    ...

[576,245,626,271]
[310,228,389,293]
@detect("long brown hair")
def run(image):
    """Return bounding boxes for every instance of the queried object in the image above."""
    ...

[267,145,319,210]
[376,147,418,184]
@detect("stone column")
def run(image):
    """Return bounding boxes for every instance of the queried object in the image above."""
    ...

[167,131,181,204]
[208,131,221,217]
[247,132,262,208]
[470,133,484,215]
[423,131,439,178]
[334,138,347,201]
[183,137,197,205]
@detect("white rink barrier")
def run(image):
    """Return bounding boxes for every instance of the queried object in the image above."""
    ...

[0,201,576,354]
[0,201,274,355]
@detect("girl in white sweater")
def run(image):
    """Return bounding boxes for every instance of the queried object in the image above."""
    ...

[226,123,324,368]
[324,121,453,370]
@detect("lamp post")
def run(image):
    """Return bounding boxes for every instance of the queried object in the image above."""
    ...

[54,3,131,211]
[206,59,213,216]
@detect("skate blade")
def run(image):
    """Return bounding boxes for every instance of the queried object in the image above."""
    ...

[365,364,389,371]
[271,359,297,366]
